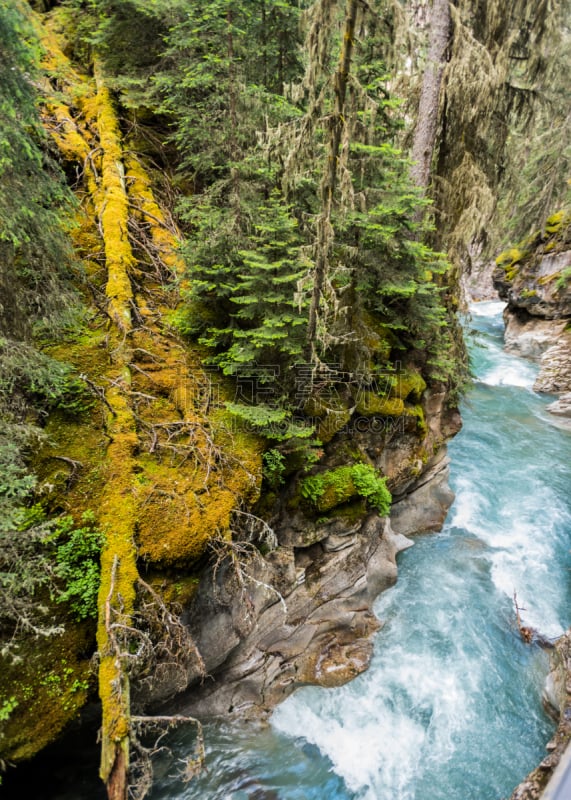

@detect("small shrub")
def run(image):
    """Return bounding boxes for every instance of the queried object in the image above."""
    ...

[0,696,18,723]
[49,511,105,621]
[300,473,325,504]
[262,448,286,488]
[350,463,392,516]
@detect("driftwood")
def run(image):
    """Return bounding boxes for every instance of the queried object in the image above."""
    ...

[513,591,555,649]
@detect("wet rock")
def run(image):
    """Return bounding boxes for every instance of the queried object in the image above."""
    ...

[168,516,411,719]
[503,311,568,360]
[155,446,454,721]
[390,454,455,536]
[147,385,460,720]
[508,630,571,800]
[547,392,571,417]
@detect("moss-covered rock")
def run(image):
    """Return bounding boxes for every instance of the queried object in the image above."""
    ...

[301,464,391,516]
[391,370,427,402]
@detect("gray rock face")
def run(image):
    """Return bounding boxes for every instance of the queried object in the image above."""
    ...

[545,391,571,431]
[495,249,571,320]
[391,454,455,537]
[463,258,499,302]
[547,392,571,417]
[504,312,568,361]
[175,515,412,719]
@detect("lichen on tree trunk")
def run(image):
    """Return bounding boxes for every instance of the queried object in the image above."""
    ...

[306,0,358,366]
[410,0,451,191]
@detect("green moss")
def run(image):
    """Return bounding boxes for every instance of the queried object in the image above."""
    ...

[146,574,200,608]
[300,463,391,515]
[391,370,427,402]
[405,403,427,435]
[328,498,367,523]
[316,406,352,443]
[0,622,93,763]
[357,309,394,361]
[351,370,425,417]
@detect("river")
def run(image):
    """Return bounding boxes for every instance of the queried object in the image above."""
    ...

[149,301,571,800]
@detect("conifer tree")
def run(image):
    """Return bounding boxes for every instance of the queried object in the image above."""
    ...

[0,1,82,647]
[183,192,309,380]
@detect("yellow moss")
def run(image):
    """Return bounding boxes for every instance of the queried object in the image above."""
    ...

[124,333,261,567]
[96,382,139,781]
[137,482,236,563]
[495,246,527,278]
[538,272,559,285]
[30,13,265,780]
[545,210,570,235]
[125,154,186,280]
[354,392,405,416]
[33,8,89,89]
[43,100,91,162]
[91,62,135,333]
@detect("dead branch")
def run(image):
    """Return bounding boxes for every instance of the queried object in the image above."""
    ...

[101,568,207,800]
[513,591,555,648]
[231,509,277,551]
[49,455,83,484]
[127,200,179,235]
[80,373,116,415]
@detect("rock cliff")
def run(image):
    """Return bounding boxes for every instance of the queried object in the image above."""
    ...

[493,211,571,401]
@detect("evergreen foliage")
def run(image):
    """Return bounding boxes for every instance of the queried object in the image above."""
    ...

[0,2,76,338]
[0,3,84,651]
[68,0,466,412]
[182,192,309,376]
[168,1,461,403]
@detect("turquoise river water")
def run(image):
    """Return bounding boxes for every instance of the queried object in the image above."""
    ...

[148,301,571,800]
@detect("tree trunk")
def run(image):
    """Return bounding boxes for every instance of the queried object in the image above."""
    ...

[410,0,451,190]
[93,62,139,800]
[306,0,358,360]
